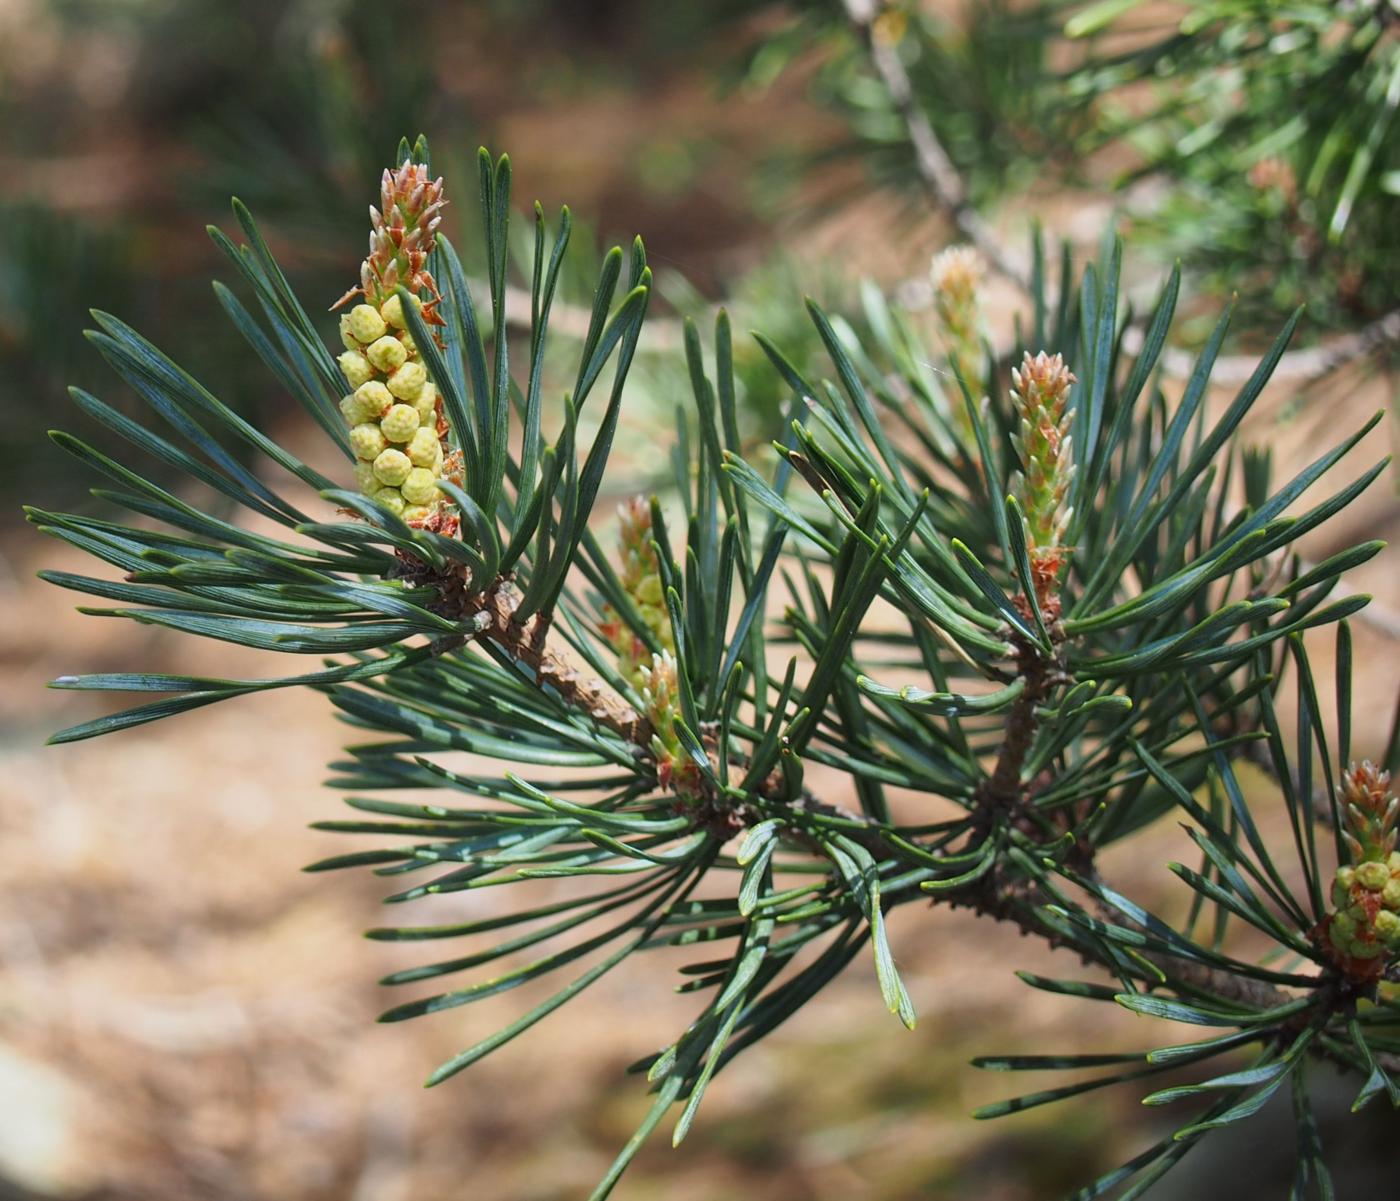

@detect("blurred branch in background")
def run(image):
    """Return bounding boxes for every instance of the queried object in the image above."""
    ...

[839,0,1029,285]
[738,0,1400,364]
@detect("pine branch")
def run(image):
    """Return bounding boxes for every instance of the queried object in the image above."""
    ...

[472,554,1400,1077]
[38,137,1397,1198]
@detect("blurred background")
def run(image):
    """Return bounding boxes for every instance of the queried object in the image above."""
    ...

[1,1,1396,1198]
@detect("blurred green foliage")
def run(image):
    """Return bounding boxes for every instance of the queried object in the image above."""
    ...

[733,0,1081,210]
[1066,0,1400,333]
[0,0,460,518]
[730,0,1398,339]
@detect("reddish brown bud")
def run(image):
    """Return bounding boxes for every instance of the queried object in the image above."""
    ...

[1341,760,1397,861]
[333,159,448,330]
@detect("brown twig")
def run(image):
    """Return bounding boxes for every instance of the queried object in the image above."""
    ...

[476,579,653,745]
[392,561,653,745]
[980,626,1065,810]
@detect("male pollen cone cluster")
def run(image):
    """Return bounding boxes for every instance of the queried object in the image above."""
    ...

[1320,762,1400,982]
[331,160,459,533]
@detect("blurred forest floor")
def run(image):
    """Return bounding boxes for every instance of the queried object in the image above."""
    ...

[0,2,1396,1199]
